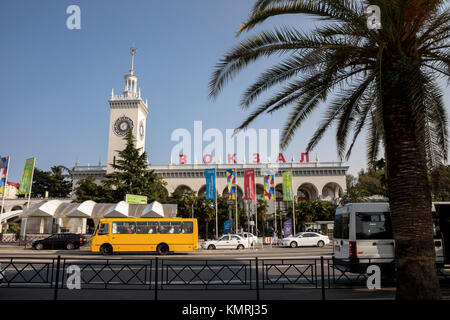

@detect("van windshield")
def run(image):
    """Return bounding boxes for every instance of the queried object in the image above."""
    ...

[334,212,349,239]
[355,212,393,240]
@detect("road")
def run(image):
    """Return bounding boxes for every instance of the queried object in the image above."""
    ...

[0,244,333,260]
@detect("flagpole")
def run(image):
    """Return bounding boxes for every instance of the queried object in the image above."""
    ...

[0,156,10,229]
[235,168,238,234]
[254,169,257,238]
[27,158,36,209]
[215,165,218,239]
[292,176,296,236]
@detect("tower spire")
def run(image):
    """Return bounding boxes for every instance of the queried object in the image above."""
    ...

[130,47,137,75]
[123,47,139,97]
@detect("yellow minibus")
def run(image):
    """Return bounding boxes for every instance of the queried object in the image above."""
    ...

[91,218,198,255]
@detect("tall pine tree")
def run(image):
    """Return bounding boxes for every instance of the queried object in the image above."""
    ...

[102,129,168,202]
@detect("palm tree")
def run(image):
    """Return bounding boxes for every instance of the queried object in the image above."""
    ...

[210,0,449,299]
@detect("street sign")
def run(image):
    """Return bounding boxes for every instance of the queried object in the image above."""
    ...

[125,194,148,204]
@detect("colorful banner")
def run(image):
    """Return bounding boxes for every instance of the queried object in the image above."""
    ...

[283,218,293,238]
[263,170,275,200]
[244,169,255,200]
[204,168,216,200]
[18,158,35,195]
[226,169,236,200]
[125,194,148,204]
[0,156,10,195]
[282,170,293,201]
[224,219,233,234]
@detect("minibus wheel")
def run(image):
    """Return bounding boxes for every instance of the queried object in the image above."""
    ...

[100,244,113,256]
[157,243,169,255]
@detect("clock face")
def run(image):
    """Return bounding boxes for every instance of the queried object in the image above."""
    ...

[113,117,134,136]
[139,120,145,140]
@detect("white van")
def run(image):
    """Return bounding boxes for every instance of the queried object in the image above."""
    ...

[333,203,445,271]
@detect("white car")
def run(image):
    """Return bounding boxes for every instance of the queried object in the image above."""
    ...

[239,232,258,247]
[201,234,249,250]
[282,232,330,248]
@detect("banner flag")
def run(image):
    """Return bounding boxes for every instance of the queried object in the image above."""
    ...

[226,169,236,200]
[0,156,10,195]
[282,170,293,201]
[204,168,216,200]
[263,169,275,200]
[244,169,255,200]
[224,219,233,234]
[283,218,293,238]
[18,158,35,195]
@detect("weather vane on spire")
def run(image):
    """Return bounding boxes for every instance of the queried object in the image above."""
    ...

[130,46,137,74]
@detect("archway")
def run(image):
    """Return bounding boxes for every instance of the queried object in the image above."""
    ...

[297,183,319,201]
[321,182,344,202]
[172,185,193,197]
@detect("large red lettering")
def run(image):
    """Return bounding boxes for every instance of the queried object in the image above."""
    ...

[227,153,237,164]
[300,153,309,163]
[179,154,187,164]
[253,153,260,164]
[277,153,286,163]
[203,154,213,164]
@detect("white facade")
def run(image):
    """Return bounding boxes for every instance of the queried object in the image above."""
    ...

[72,48,349,206]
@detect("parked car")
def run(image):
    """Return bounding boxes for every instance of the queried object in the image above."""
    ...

[239,232,257,247]
[201,234,249,250]
[0,263,3,284]
[32,233,86,250]
[282,232,330,248]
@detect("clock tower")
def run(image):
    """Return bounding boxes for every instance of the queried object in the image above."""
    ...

[107,48,149,173]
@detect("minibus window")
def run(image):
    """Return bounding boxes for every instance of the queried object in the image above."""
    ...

[159,221,182,234]
[97,223,109,235]
[355,212,393,239]
[334,213,349,239]
[112,221,136,234]
[181,222,193,234]
[136,221,159,234]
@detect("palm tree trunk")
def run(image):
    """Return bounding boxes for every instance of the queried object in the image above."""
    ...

[382,63,441,299]
[205,221,209,241]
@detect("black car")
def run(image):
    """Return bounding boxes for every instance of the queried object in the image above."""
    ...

[32,233,86,250]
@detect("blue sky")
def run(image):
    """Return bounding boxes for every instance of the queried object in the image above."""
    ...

[1,0,449,182]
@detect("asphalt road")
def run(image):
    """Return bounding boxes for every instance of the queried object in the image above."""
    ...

[0,244,333,260]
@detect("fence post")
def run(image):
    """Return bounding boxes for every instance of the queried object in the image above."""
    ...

[54,255,61,301]
[320,256,325,301]
[154,257,158,300]
[255,257,259,301]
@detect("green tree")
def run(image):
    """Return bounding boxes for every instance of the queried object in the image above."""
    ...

[195,197,216,240]
[210,0,449,299]
[31,168,51,198]
[431,165,450,201]
[257,199,269,237]
[73,176,111,203]
[31,167,72,198]
[102,130,168,202]
[48,165,72,198]
[288,200,337,232]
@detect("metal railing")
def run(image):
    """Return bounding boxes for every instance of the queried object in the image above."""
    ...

[0,256,449,300]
